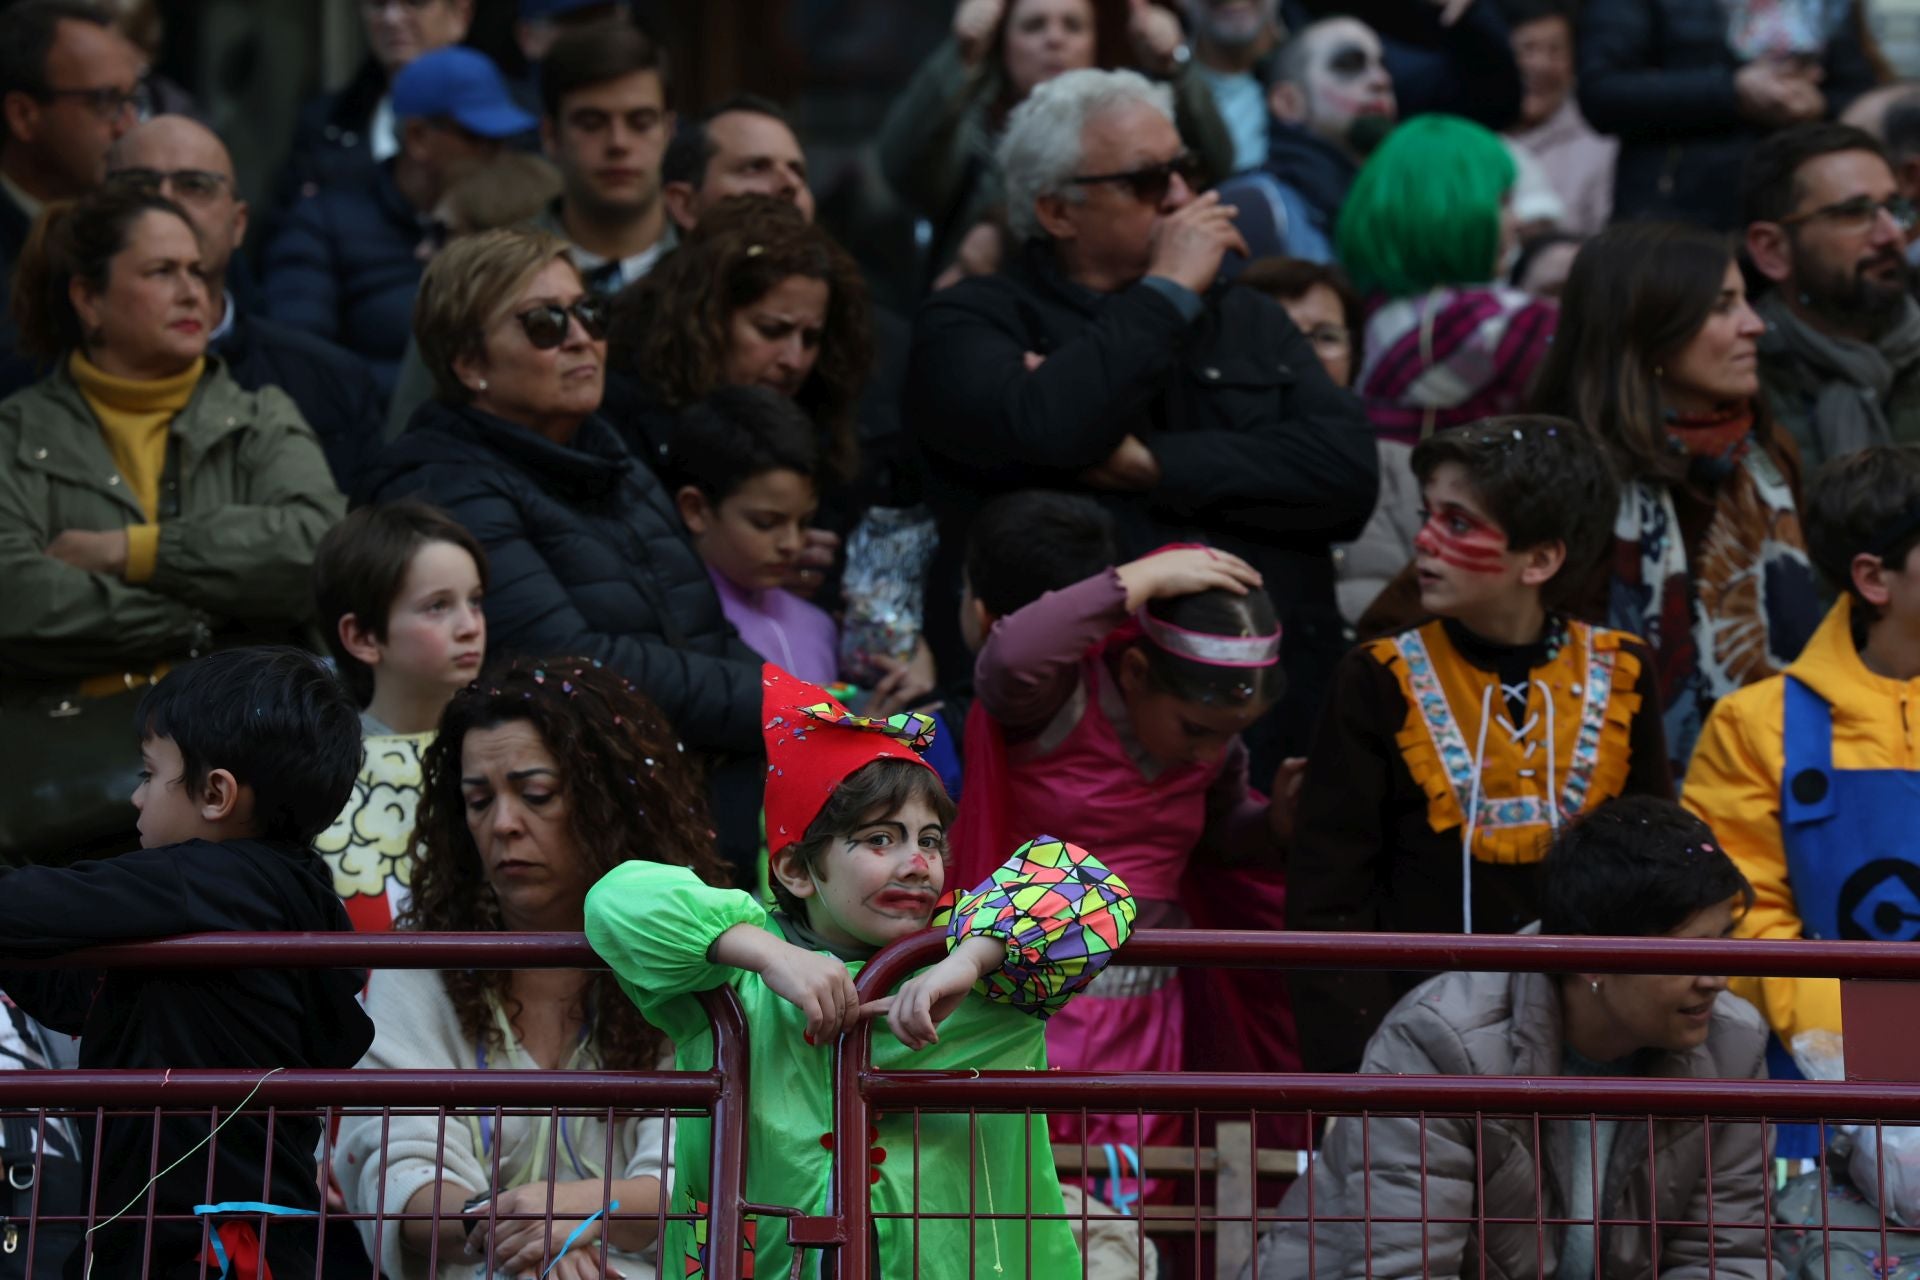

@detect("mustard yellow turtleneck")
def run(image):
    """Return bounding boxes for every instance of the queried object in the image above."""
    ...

[68,351,204,583]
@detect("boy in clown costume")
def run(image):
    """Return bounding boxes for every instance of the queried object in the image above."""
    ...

[585,665,1134,1278]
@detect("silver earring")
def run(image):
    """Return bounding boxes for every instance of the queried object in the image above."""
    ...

[476,378,488,392]
[1589,980,1602,996]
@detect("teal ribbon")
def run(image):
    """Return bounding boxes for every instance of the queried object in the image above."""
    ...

[192,1202,317,1279]
[541,1198,619,1279]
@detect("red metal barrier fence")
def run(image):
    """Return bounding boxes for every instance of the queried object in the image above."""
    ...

[4,931,1920,1279]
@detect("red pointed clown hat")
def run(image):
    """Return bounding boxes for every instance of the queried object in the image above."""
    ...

[761,664,941,857]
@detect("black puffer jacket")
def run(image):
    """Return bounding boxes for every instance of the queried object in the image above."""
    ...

[1578,0,1877,229]
[358,400,763,755]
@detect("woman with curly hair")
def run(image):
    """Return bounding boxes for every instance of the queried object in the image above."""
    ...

[335,657,729,1280]
[608,196,869,481]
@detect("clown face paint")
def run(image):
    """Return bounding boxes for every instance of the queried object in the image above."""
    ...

[1302,19,1396,149]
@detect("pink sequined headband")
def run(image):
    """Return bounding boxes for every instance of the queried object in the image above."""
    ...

[1136,610,1282,668]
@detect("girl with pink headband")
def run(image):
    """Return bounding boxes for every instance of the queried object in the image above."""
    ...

[953,542,1292,1206]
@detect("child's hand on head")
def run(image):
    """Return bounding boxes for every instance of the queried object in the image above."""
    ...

[1116,548,1262,611]
[862,936,1006,1051]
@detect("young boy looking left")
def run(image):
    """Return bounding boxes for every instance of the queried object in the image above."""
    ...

[0,646,374,1280]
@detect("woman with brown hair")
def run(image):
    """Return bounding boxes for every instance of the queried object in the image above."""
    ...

[606,194,872,490]
[335,657,730,1280]
[1531,221,1822,775]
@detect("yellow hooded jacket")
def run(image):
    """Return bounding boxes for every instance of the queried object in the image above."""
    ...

[1682,596,1920,1049]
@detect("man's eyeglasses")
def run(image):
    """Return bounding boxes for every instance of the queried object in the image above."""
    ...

[37,81,151,122]
[109,168,233,204]
[1066,152,1203,205]
[1781,194,1919,235]
[513,298,610,350]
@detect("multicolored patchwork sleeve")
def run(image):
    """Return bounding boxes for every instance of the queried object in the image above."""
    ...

[936,836,1136,1018]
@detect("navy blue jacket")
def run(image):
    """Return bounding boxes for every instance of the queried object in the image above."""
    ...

[259,158,425,399]
[1579,0,1878,228]
[214,308,385,493]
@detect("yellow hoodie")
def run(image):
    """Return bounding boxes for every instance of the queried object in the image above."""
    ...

[1682,595,1920,1050]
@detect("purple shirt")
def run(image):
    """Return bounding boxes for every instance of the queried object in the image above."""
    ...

[707,565,839,684]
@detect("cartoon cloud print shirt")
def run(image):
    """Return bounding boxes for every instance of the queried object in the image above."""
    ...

[314,730,431,931]
[584,837,1135,1279]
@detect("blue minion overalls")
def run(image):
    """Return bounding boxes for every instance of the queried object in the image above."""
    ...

[1768,676,1920,1157]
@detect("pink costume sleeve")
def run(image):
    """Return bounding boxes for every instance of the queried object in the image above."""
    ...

[971,568,1129,742]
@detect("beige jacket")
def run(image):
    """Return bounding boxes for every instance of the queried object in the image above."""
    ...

[1246,960,1779,1280]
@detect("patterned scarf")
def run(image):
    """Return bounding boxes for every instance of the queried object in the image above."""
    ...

[1355,286,1559,447]
[1606,411,1822,776]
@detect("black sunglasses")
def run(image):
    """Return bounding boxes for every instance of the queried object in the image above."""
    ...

[513,297,609,349]
[1066,151,1203,204]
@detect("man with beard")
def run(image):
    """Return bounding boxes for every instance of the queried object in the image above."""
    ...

[1222,15,1395,262]
[1181,0,1288,172]
[1745,123,1920,468]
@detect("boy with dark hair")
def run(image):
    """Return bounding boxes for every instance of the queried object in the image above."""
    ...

[536,21,676,290]
[1289,415,1672,1073]
[312,499,487,930]
[669,386,836,685]
[959,490,1120,653]
[0,646,374,1280]
[660,93,814,232]
[1684,443,1920,1073]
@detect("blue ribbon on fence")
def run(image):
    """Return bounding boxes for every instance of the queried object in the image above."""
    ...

[192,1202,317,1279]
[1098,1143,1142,1216]
[193,1197,619,1280]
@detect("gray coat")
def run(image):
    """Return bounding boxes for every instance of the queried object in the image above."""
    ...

[1247,960,1779,1280]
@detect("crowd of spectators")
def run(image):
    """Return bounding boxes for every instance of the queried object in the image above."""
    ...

[2,0,1920,1275]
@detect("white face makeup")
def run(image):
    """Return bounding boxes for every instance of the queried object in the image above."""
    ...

[1301,20,1396,148]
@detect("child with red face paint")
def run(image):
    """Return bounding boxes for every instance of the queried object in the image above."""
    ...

[957,543,1292,1205]
[1288,416,1674,1075]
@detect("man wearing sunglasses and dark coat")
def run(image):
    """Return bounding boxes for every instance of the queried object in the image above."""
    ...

[1746,123,1920,470]
[907,66,1378,767]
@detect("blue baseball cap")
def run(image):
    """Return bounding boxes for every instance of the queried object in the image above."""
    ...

[519,0,623,20]
[391,47,537,138]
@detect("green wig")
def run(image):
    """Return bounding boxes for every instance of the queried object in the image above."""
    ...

[1335,115,1516,298]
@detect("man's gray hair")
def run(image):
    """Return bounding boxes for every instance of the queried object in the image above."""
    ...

[997,68,1175,242]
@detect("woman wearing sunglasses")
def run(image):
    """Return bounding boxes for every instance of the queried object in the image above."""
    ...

[358,227,771,882]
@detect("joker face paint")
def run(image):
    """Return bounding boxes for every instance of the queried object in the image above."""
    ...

[1298,18,1396,151]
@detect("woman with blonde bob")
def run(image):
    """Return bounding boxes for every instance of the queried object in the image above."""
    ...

[357,228,769,877]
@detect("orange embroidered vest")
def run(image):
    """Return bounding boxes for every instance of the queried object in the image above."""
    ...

[1364,619,1645,866]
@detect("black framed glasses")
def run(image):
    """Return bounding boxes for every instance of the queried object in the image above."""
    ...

[1781,194,1919,234]
[108,167,233,204]
[37,81,150,121]
[1066,151,1202,205]
[513,297,609,349]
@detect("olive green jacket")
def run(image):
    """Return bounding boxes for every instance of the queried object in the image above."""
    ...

[0,359,345,684]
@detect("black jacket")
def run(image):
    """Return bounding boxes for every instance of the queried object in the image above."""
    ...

[1578,0,1878,229]
[908,244,1378,752]
[0,838,373,1280]
[1258,123,1360,244]
[259,160,426,399]
[0,184,34,400]
[360,400,763,754]
[214,308,385,493]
